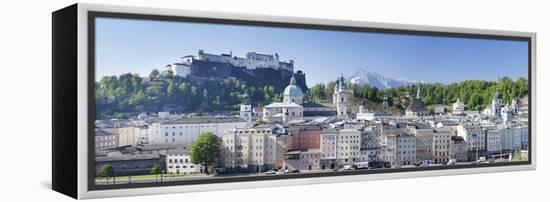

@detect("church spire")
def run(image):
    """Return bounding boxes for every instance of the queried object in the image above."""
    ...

[338,74,345,92]
[416,84,421,99]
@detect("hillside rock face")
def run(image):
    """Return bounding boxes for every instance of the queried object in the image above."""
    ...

[189,59,308,93]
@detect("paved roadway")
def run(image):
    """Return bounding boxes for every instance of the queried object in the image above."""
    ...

[95,161,488,185]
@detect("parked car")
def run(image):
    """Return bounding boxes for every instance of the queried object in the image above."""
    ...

[338,165,354,171]
[446,159,457,165]
[264,170,277,175]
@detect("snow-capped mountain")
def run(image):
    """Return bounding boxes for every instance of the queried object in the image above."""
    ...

[348,68,429,89]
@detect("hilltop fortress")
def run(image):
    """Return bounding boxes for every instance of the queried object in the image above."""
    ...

[168,50,294,77]
[164,50,307,92]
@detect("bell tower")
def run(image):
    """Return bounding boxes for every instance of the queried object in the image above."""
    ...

[336,75,348,118]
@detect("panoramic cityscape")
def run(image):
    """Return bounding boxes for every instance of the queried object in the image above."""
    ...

[93,18,529,185]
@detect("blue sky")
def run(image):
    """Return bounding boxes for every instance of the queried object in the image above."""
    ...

[95,17,528,86]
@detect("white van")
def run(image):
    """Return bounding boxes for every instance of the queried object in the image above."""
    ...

[355,162,369,170]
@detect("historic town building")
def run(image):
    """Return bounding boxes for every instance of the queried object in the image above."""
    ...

[450,136,467,162]
[221,126,278,172]
[95,128,120,150]
[452,98,465,115]
[118,126,149,146]
[457,124,487,161]
[406,85,429,116]
[485,89,503,117]
[149,117,248,144]
[166,148,203,174]
[432,127,453,164]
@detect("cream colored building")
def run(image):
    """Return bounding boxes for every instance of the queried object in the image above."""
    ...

[385,133,416,166]
[319,128,362,168]
[432,127,453,164]
[222,126,277,172]
[118,126,149,146]
[320,129,338,169]
[457,124,487,161]
[336,128,362,165]
[410,123,434,163]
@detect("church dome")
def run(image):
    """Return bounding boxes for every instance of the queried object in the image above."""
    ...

[455,98,464,105]
[283,75,304,97]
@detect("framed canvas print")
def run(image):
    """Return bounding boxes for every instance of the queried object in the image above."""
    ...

[52,3,536,199]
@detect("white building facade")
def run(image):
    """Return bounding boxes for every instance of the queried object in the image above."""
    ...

[457,124,487,161]
[149,117,247,144]
[452,98,465,115]
[166,149,203,174]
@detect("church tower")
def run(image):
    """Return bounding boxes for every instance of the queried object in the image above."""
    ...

[383,94,389,112]
[335,75,348,118]
[490,89,502,117]
[239,93,252,126]
[501,102,513,124]
[333,82,339,105]
[416,84,422,99]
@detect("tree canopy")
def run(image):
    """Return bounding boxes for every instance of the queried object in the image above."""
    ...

[310,76,528,111]
[96,71,527,119]
[95,72,289,119]
[150,164,161,175]
[98,164,114,178]
[190,132,220,174]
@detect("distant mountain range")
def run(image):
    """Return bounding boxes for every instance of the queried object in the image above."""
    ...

[348,68,430,89]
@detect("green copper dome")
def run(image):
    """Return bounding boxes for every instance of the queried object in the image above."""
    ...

[283,75,304,97]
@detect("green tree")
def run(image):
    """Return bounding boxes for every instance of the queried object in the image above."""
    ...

[427,105,435,114]
[149,69,160,79]
[98,164,114,181]
[178,82,190,94]
[368,87,379,102]
[160,69,174,79]
[151,164,161,175]
[167,81,177,97]
[150,164,162,182]
[512,149,527,162]
[310,83,327,103]
[190,132,220,174]
[255,118,267,126]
